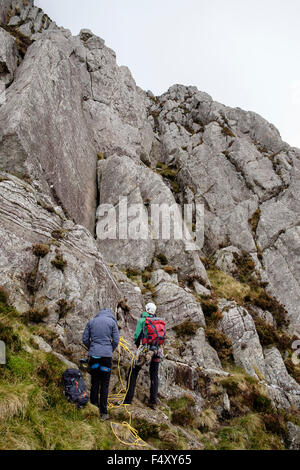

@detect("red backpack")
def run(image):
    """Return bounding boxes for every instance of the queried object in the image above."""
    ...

[142,317,166,347]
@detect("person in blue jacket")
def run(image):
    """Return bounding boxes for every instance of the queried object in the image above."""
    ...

[82,308,120,421]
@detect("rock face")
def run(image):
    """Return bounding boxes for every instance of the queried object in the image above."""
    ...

[1,0,300,434]
[0,173,121,360]
[147,85,300,335]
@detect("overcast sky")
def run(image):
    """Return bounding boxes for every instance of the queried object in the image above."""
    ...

[35,0,300,148]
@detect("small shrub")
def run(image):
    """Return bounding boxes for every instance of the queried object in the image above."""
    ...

[156,162,179,182]
[201,298,223,327]
[126,268,140,279]
[251,392,273,413]
[252,291,288,329]
[156,253,168,266]
[262,413,287,439]
[97,152,105,160]
[173,321,201,338]
[33,244,50,258]
[254,317,278,347]
[285,359,300,385]
[51,254,67,272]
[36,353,64,387]
[133,419,160,441]
[206,329,233,362]
[248,208,261,234]
[51,230,65,240]
[171,408,194,426]
[222,377,240,396]
[0,322,22,353]
[0,287,9,305]
[23,308,49,324]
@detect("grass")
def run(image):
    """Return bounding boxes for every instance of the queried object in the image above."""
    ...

[0,294,135,450]
[207,268,250,305]
[214,414,284,450]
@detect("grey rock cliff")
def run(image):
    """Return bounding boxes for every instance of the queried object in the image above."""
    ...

[0,0,300,422]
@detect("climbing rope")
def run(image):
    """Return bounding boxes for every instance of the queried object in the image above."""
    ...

[107,336,148,448]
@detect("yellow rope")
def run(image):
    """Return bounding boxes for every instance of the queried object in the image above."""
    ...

[108,336,147,448]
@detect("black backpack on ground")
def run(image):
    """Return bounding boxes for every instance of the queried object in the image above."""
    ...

[62,369,89,409]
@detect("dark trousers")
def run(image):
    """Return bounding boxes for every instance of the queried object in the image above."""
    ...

[125,358,160,405]
[89,357,112,415]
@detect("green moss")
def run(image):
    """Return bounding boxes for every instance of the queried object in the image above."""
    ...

[7,354,34,380]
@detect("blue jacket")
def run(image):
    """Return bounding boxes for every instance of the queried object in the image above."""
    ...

[82,309,120,358]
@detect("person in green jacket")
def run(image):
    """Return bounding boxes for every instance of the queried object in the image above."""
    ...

[123,303,162,409]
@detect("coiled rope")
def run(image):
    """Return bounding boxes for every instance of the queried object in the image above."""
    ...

[108,336,147,448]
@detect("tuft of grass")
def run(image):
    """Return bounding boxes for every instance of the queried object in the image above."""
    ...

[200,298,223,327]
[51,253,67,272]
[33,244,50,258]
[207,268,250,305]
[205,329,233,362]
[248,208,261,234]
[215,414,284,450]
[173,321,201,338]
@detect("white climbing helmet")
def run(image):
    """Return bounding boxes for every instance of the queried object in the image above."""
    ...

[145,302,157,316]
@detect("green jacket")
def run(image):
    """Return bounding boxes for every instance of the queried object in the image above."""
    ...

[134,312,152,344]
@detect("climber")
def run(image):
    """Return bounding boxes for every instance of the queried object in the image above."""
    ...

[82,308,120,421]
[123,302,166,410]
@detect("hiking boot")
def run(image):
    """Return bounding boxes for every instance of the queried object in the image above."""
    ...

[100,413,110,421]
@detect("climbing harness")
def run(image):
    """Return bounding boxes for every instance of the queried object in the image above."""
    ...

[107,336,148,448]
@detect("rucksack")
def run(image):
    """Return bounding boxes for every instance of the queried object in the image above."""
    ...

[142,317,166,347]
[62,369,89,409]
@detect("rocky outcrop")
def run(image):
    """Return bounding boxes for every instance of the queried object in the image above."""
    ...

[0,173,122,360]
[286,422,300,450]
[147,85,300,335]
[218,300,300,409]
[0,0,300,439]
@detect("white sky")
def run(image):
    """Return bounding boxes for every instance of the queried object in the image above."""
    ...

[35,0,300,148]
